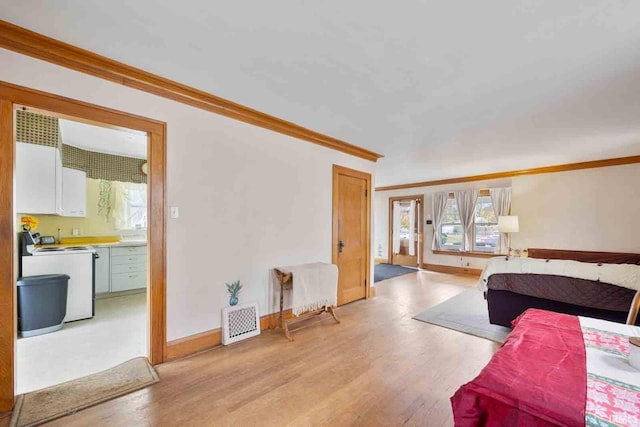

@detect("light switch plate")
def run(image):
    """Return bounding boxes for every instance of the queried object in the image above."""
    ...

[170,206,179,219]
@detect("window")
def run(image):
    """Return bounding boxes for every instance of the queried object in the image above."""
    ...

[440,198,463,250]
[112,181,147,230]
[473,195,499,253]
[397,202,412,241]
[438,191,503,254]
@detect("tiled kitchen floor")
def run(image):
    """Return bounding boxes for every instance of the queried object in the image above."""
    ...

[16,292,147,394]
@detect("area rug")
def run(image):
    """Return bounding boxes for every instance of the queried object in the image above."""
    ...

[374,263,417,283]
[11,357,159,427]
[413,289,511,343]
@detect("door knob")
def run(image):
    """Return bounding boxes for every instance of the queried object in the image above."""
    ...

[338,240,345,253]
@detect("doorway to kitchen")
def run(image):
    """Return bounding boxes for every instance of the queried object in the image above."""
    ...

[0,82,166,412]
[16,108,151,394]
[388,195,424,268]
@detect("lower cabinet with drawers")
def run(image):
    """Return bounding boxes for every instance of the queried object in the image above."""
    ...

[95,244,147,295]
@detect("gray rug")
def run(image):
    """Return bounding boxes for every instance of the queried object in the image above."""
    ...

[11,357,159,427]
[374,263,417,283]
[413,289,511,343]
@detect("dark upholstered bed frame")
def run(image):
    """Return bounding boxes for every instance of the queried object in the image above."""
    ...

[486,248,640,328]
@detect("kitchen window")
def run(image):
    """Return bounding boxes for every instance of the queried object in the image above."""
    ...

[113,181,147,230]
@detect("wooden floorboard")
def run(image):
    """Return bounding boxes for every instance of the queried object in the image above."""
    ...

[9,271,500,426]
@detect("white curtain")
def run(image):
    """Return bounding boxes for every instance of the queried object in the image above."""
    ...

[455,189,479,252]
[392,201,401,254]
[408,200,416,256]
[432,192,448,250]
[490,187,513,254]
[112,181,148,230]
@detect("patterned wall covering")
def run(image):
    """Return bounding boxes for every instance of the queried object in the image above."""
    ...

[16,111,146,184]
[15,110,61,148]
[62,145,147,184]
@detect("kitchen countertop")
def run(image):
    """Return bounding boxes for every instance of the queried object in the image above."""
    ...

[93,241,147,248]
[36,241,147,249]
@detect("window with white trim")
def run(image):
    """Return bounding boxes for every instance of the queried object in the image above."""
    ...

[439,191,503,254]
[473,195,499,253]
[440,197,463,250]
[112,181,147,230]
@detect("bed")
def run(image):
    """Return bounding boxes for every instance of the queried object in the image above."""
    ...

[483,249,640,328]
[451,309,640,426]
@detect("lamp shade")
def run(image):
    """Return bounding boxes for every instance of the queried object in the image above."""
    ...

[498,216,519,233]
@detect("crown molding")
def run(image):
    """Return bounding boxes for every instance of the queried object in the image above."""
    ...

[0,20,383,162]
[376,155,640,191]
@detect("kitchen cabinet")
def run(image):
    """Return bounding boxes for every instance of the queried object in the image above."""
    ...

[16,142,63,214]
[111,272,146,292]
[94,247,110,294]
[110,246,147,292]
[61,167,87,217]
[92,245,147,295]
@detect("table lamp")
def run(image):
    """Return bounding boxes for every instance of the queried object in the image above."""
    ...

[498,215,519,256]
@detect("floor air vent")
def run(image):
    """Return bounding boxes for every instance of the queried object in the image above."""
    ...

[222,303,261,345]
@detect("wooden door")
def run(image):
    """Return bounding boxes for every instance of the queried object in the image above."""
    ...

[332,165,371,305]
[389,196,424,268]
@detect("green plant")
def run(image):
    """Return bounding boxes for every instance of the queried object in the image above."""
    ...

[226,280,242,298]
[98,180,113,220]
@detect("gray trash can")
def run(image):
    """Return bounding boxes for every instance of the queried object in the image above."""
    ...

[17,274,70,337]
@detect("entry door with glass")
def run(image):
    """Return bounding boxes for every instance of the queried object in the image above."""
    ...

[389,196,423,268]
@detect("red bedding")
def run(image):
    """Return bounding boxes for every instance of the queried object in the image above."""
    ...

[451,309,586,426]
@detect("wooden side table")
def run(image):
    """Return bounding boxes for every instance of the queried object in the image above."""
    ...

[273,268,340,341]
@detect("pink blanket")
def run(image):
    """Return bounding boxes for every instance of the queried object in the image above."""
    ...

[451,309,587,426]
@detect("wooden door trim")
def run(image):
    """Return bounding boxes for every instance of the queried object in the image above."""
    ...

[0,20,382,162]
[375,156,640,191]
[0,99,15,413]
[388,195,424,267]
[332,165,372,300]
[0,82,166,413]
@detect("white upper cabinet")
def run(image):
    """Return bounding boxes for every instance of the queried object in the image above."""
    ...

[61,167,87,217]
[55,147,63,215]
[16,142,63,214]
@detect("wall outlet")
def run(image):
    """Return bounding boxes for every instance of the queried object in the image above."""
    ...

[170,206,179,219]
[72,228,79,236]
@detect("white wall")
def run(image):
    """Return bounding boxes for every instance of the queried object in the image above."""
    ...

[1,49,376,341]
[510,164,640,252]
[375,164,640,270]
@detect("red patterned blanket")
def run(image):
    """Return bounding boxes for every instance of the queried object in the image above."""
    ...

[452,309,586,426]
[452,309,640,426]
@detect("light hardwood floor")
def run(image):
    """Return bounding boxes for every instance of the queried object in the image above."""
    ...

[4,270,500,426]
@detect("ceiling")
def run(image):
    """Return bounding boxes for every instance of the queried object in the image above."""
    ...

[59,119,147,159]
[2,1,640,186]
